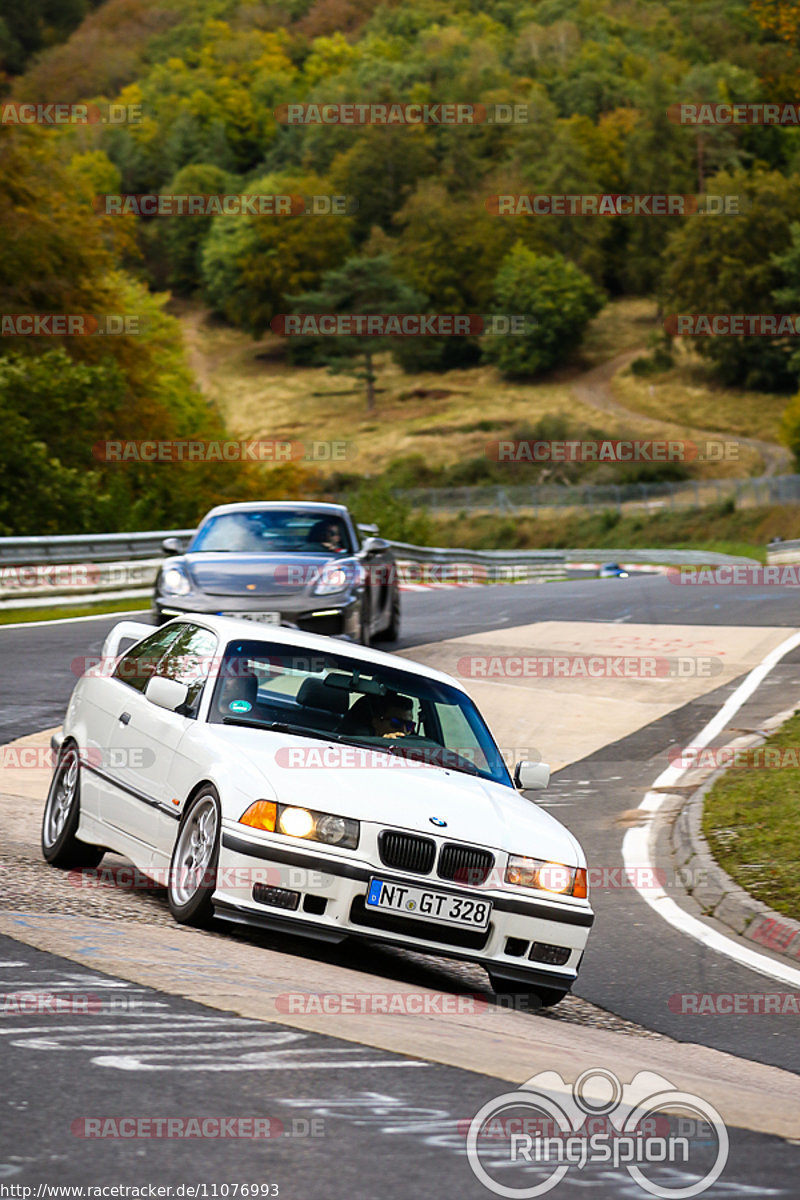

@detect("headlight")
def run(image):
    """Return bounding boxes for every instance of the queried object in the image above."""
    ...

[505,855,588,898]
[239,801,359,850]
[313,562,356,595]
[162,566,191,596]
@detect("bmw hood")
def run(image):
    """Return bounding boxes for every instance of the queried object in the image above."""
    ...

[216,727,585,867]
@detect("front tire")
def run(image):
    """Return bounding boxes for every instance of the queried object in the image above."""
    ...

[373,589,400,643]
[488,973,569,1009]
[167,788,221,928]
[41,744,105,869]
[358,597,371,647]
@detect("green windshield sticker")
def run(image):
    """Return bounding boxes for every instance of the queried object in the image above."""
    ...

[229,700,252,713]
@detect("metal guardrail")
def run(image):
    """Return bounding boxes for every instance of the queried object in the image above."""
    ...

[0,531,196,565]
[766,539,800,565]
[0,527,765,612]
[561,548,760,566]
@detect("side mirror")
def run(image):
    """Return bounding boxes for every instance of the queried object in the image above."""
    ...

[514,760,550,791]
[162,537,184,555]
[145,675,190,713]
[361,536,390,556]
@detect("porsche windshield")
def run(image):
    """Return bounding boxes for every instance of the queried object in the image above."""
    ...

[208,639,513,787]
[190,511,353,555]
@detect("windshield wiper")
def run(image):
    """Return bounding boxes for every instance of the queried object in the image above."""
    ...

[222,717,349,740]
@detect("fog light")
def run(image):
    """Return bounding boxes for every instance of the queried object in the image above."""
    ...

[253,884,300,911]
[529,942,571,966]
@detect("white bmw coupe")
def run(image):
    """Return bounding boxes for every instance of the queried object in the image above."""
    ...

[42,616,593,1006]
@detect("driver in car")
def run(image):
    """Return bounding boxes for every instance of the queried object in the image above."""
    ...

[369,693,416,739]
[308,519,347,553]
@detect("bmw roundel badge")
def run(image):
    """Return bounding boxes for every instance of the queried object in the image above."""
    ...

[429,817,447,827]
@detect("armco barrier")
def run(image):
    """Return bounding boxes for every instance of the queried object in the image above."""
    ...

[0,529,762,612]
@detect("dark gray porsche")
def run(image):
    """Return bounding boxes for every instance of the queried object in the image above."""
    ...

[153,501,400,644]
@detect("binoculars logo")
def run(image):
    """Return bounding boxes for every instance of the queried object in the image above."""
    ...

[466,1067,728,1198]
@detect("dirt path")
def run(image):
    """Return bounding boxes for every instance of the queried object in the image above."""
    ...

[571,350,793,477]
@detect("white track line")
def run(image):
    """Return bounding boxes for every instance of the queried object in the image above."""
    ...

[0,610,146,632]
[623,630,800,986]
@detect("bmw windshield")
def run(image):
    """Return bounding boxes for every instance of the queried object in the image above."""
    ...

[208,639,513,787]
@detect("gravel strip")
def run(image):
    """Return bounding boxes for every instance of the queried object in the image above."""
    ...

[2,839,665,1042]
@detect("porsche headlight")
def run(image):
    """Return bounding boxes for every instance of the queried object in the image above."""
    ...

[162,565,191,596]
[313,562,355,595]
[505,855,588,898]
[239,801,359,849]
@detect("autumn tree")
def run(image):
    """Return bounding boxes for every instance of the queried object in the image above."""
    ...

[288,253,426,410]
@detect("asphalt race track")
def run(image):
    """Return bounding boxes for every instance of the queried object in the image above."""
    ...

[2,575,800,1195]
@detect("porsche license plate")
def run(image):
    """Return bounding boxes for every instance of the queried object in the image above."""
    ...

[221,611,281,624]
[366,878,491,930]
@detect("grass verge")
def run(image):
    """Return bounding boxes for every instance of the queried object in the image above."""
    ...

[0,597,151,626]
[412,501,800,558]
[703,711,800,920]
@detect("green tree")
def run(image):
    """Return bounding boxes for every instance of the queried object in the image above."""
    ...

[288,253,426,410]
[201,171,353,335]
[661,169,800,390]
[482,241,605,378]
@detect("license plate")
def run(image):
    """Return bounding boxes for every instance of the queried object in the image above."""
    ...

[221,611,281,624]
[366,878,492,930]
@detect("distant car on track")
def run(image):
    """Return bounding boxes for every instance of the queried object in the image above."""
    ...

[42,616,593,1006]
[153,501,400,645]
[597,562,629,578]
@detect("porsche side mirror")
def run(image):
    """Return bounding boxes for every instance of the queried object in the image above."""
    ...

[514,760,550,791]
[361,536,390,556]
[162,537,184,555]
[145,675,190,713]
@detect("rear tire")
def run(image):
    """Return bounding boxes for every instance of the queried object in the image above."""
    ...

[41,744,105,869]
[167,788,221,928]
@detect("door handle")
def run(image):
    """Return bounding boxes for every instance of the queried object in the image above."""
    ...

[118,712,131,725]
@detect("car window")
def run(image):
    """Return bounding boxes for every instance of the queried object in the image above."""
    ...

[207,639,512,786]
[156,624,218,715]
[432,699,493,776]
[113,625,187,694]
[190,510,352,554]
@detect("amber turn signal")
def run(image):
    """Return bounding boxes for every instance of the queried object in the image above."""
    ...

[239,800,277,832]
